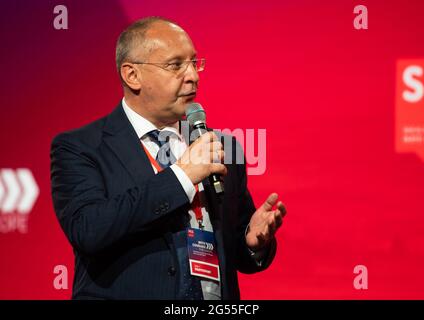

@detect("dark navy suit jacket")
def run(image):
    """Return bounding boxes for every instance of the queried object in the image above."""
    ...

[50,103,276,299]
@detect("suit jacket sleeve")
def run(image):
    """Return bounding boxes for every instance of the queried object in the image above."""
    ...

[50,132,190,255]
[233,140,277,274]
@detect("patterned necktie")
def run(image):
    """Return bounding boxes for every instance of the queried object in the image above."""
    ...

[145,130,177,168]
[144,129,204,300]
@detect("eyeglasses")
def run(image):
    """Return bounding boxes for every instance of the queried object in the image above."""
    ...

[130,58,205,75]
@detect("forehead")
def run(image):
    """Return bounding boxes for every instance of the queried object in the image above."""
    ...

[142,22,196,60]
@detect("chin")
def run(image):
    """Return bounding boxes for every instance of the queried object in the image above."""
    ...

[178,103,189,114]
[169,109,185,123]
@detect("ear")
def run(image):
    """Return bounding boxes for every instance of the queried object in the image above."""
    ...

[120,63,142,90]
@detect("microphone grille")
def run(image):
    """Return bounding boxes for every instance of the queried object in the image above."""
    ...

[185,102,206,126]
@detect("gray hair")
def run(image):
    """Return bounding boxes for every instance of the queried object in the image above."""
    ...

[115,16,179,80]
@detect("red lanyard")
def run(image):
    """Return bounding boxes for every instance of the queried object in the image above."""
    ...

[141,142,204,227]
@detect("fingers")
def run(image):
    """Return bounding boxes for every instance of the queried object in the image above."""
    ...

[210,163,227,176]
[191,133,214,151]
[192,132,218,149]
[209,140,224,164]
[218,150,225,163]
[212,150,225,163]
[210,140,222,151]
[260,193,279,211]
[264,206,285,236]
[248,197,286,251]
[203,131,218,143]
[274,210,283,229]
[256,219,276,242]
[190,134,224,165]
[276,201,287,217]
[177,131,226,185]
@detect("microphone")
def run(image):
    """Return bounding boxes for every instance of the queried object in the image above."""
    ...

[185,102,225,195]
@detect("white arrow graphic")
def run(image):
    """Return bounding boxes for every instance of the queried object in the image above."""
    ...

[0,168,39,214]
[0,169,20,214]
[16,169,39,214]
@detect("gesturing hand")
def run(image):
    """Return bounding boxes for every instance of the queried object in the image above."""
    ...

[245,193,287,252]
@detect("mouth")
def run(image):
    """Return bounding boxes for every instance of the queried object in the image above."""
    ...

[180,91,197,99]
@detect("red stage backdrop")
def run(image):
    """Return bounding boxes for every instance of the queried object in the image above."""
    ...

[1,0,424,299]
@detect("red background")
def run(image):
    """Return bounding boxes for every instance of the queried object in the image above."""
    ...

[1,0,424,299]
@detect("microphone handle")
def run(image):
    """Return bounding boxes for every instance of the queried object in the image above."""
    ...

[192,123,225,195]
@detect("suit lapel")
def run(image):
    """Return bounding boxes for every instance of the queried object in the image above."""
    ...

[102,103,155,184]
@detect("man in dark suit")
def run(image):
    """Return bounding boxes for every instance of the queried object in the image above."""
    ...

[50,16,286,300]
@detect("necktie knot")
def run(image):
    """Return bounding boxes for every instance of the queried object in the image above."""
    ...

[146,129,173,147]
[145,129,176,168]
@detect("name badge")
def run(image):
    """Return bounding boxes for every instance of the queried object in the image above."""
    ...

[187,228,220,282]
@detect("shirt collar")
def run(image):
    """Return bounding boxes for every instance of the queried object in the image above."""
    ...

[121,98,181,140]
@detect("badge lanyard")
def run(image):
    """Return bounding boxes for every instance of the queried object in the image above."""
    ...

[141,142,204,229]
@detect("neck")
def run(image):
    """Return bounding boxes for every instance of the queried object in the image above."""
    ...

[124,95,175,129]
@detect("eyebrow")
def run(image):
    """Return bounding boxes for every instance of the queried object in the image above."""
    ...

[165,52,197,62]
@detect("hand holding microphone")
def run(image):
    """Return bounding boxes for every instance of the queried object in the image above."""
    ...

[176,103,226,194]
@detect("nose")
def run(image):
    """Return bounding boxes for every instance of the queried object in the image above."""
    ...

[183,62,199,83]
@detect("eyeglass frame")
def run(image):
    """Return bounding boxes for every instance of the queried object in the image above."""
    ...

[128,58,205,75]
